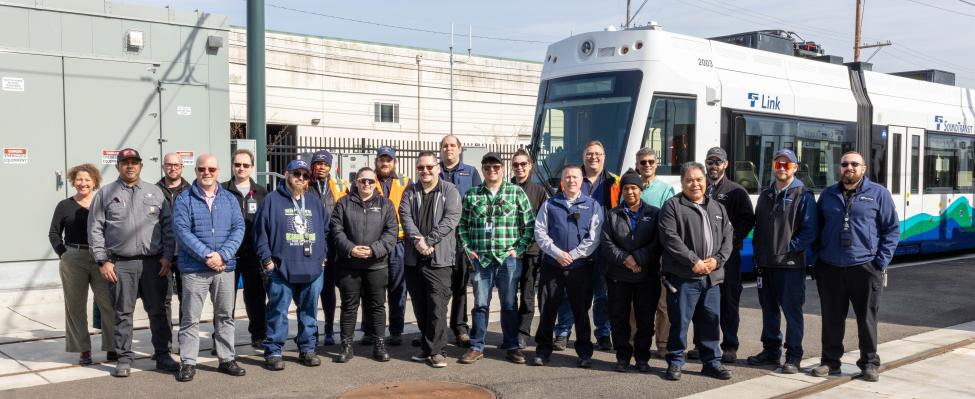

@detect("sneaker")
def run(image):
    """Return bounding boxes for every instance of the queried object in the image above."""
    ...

[113,363,131,378]
[810,363,841,377]
[614,361,629,372]
[506,349,526,364]
[218,360,246,376]
[175,363,195,382]
[721,349,737,364]
[553,336,568,352]
[747,351,782,366]
[155,354,180,372]
[455,333,471,348]
[665,364,682,381]
[702,365,733,380]
[531,355,548,366]
[429,354,448,368]
[79,351,93,366]
[299,351,321,367]
[106,351,119,362]
[264,356,285,371]
[459,349,483,364]
[577,358,592,368]
[780,361,800,374]
[411,352,430,362]
[359,335,375,346]
[597,336,613,351]
[387,334,403,346]
[686,348,700,360]
[861,365,880,382]
[636,361,652,373]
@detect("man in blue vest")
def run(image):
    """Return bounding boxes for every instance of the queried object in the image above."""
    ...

[532,164,604,368]
[810,151,899,382]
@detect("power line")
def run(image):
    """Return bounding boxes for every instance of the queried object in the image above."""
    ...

[957,0,975,7]
[262,2,552,45]
[903,0,975,18]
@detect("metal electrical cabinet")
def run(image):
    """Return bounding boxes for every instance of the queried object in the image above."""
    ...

[0,1,230,290]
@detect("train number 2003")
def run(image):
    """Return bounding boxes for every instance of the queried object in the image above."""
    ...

[697,58,714,67]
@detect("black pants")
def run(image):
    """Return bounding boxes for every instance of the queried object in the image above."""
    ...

[535,263,594,359]
[336,267,388,341]
[405,261,452,356]
[518,255,541,339]
[320,263,337,336]
[816,262,883,370]
[234,256,267,341]
[450,240,470,337]
[719,249,742,352]
[111,256,171,363]
[164,259,183,330]
[608,278,660,363]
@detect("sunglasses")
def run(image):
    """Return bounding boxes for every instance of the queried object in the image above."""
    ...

[512,161,529,168]
[416,164,436,172]
[292,172,310,180]
[639,159,656,166]
[233,162,252,169]
[773,161,794,170]
[841,161,862,168]
[705,159,724,166]
[482,164,502,171]
[196,167,217,174]
[357,178,377,185]
[163,163,182,169]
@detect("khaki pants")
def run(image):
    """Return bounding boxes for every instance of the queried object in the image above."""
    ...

[654,280,669,350]
[59,247,115,352]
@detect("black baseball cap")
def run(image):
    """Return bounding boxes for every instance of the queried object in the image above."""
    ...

[117,148,142,163]
[481,152,503,164]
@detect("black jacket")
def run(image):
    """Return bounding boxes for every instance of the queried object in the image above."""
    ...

[221,178,268,258]
[600,202,661,283]
[156,177,191,208]
[330,191,398,270]
[513,178,549,256]
[658,194,733,284]
[706,177,756,249]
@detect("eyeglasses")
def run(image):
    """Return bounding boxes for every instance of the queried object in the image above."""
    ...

[705,159,724,166]
[416,164,436,172]
[233,163,252,169]
[840,161,862,168]
[512,161,529,169]
[163,163,182,169]
[773,161,794,170]
[357,178,376,185]
[482,164,502,171]
[196,167,217,174]
[639,159,656,166]
[584,152,604,159]
[292,172,310,180]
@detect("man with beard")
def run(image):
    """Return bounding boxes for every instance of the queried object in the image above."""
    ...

[810,151,898,382]
[157,153,191,354]
[510,149,549,349]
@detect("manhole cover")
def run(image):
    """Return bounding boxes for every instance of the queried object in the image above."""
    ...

[339,380,496,399]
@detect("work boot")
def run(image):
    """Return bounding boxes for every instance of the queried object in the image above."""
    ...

[506,349,526,364]
[577,357,592,368]
[460,349,484,364]
[455,333,471,348]
[686,348,700,360]
[636,361,652,373]
[79,351,93,366]
[264,356,284,371]
[175,363,195,382]
[335,339,355,363]
[780,360,800,374]
[721,349,737,364]
[299,351,321,367]
[810,363,841,377]
[373,337,390,362]
[597,336,613,351]
[155,354,179,372]
[321,333,335,347]
[218,360,246,376]
[614,361,629,372]
[702,365,733,380]
[553,336,568,351]
[665,364,682,381]
[387,334,402,346]
[113,363,131,378]
[747,350,781,366]
[861,365,880,382]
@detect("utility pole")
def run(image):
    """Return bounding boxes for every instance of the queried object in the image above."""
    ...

[449,23,453,135]
[626,0,632,28]
[247,0,266,185]
[854,0,863,62]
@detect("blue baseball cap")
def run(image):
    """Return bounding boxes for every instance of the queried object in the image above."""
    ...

[376,145,396,159]
[311,150,333,165]
[773,148,798,164]
[287,159,311,173]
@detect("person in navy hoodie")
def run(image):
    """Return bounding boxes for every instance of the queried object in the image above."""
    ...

[254,159,329,371]
[171,154,246,382]
[810,151,899,382]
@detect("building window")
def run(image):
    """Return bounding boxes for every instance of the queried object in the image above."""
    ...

[374,103,399,123]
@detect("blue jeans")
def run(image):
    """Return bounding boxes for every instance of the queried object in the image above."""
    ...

[758,268,806,362]
[666,275,722,369]
[263,271,324,358]
[554,261,610,338]
[469,255,522,352]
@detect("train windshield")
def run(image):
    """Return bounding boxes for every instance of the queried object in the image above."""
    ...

[530,71,643,189]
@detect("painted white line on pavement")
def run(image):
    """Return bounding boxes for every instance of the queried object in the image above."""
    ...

[742,252,975,289]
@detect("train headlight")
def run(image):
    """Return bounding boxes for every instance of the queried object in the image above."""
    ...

[580,40,594,57]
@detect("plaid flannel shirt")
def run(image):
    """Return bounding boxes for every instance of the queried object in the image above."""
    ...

[459,181,535,266]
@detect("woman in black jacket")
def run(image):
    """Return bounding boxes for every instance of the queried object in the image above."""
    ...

[600,172,662,373]
[330,167,398,363]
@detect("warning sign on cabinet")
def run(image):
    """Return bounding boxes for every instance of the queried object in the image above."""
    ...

[102,150,120,165]
[2,148,28,164]
[1,77,24,92]
[177,151,194,165]
[176,106,192,116]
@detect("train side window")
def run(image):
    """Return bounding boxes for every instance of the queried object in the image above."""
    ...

[891,133,902,195]
[910,135,920,194]
[923,133,973,193]
[643,96,696,175]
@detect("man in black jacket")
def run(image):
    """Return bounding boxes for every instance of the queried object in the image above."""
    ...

[222,149,269,348]
[308,149,347,346]
[659,162,734,381]
[156,152,192,355]
[694,146,756,363]
[601,172,661,373]
[510,149,549,349]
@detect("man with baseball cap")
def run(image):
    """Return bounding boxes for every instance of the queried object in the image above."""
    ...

[308,149,347,346]
[88,148,179,377]
[253,159,330,370]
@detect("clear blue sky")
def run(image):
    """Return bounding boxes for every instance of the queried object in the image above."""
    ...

[130,0,975,87]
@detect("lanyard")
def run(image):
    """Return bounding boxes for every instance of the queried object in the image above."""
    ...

[291,194,308,239]
[842,190,856,231]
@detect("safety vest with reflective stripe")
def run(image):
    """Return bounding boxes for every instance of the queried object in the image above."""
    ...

[377,175,410,239]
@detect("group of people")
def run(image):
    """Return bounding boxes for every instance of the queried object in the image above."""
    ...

[48,134,899,384]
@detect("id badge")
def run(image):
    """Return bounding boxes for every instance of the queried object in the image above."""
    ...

[756,276,763,289]
[303,234,312,257]
[840,230,852,247]
[247,198,258,214]
[484,222,494,239]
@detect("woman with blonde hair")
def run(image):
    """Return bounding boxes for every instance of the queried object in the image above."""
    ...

[48,163,117,365]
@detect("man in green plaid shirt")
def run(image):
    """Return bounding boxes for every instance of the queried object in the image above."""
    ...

[458,152,535,365]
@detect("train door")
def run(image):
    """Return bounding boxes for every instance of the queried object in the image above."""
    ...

[886,126,909,249]
[893,126,925,252]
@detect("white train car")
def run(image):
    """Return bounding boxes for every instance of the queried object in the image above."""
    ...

[528,25,975,271]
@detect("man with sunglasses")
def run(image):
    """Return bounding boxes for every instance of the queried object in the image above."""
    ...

[747,149,817,374]
[439,135,482,348]
[810,151,898,382]
[253,160,329,370]
[636,147,676,359]
[157,152,191,354]
[510,149,549,349]
[458,152,535,365]
[307,149,347,347]
[694,147,755,363]
[172,155,246,381]
[222,149,269,349]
